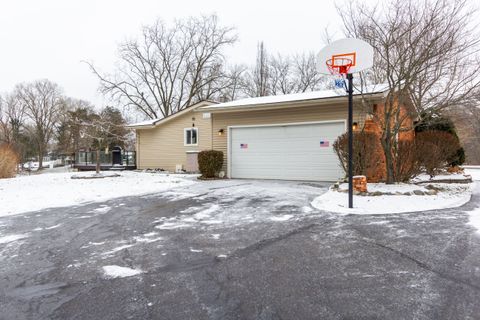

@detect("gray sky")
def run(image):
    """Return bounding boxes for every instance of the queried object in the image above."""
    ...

[0,0,345,107]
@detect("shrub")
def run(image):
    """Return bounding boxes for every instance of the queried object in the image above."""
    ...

[394,139,420,182]
[333,131,379,177]
[198,150,224,178]
[0,144,19,179]
[414,131,460,177]
[416,113,465,166]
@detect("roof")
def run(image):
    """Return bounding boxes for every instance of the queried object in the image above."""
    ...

[199,83,390,112]
[127,100,217,129]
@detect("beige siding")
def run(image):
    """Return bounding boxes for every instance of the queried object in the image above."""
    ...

[212,102,366,173]
[136,110,212,171]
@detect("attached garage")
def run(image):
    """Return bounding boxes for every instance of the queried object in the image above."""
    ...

[229,121,346,181]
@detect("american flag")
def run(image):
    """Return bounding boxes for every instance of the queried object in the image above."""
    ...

[320,140,329,147]
[240,143,248,149]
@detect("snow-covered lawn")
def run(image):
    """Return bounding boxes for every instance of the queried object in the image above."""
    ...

[312,170,477,215]
[0,171,195,217]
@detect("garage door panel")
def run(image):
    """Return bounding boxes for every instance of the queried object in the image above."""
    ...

[230,122,345,181]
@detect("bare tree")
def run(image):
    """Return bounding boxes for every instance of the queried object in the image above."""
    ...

[80,107,128,174]
[16,80,63,169]
[88,15,237,120]
[216,64,249,102]
[293,53,325,92]
[0,93,25,145]
[269,55,294,95]
[338,0,480,183]
[246,42,271,97]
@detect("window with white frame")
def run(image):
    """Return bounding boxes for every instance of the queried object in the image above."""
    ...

[184,128,198,146]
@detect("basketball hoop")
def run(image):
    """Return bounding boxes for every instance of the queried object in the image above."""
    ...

[326,57,353,75]
[317,38,374,209]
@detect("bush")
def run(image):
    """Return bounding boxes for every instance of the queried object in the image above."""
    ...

[0,144,19,179]
[333,131,379,177]
[198,150,224,178]
[416,113,465,166]
[395,139,420,182]
[415,131,460,177]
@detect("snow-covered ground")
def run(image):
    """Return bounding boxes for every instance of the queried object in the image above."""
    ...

[312,182,473,215]
[312,169,479,215]
[465,167,480,234]
[0,171,195,217]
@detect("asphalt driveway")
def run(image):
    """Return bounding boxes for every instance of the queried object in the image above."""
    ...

[1,179,480,320]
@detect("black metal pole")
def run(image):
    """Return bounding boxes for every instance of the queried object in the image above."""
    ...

[347,73,353,208]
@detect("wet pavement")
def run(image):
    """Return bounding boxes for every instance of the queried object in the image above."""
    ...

[1,179,480,320]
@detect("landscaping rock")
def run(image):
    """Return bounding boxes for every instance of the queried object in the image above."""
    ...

[413,190,425,195]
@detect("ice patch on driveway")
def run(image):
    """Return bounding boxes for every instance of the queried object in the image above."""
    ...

[133,232,163,243]
[45,224,62,230]
[102,265,143,278]
[269,215,294,222]
[0,234,28,244]
[102,244,135,256]
[155,222,191,230]
[467,207,480,234]
[194,204,220,219]
[91,206,111,214]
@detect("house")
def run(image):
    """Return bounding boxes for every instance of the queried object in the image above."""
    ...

[129,85,412,181]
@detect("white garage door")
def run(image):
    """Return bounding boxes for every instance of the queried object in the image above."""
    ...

[230,122,345,181]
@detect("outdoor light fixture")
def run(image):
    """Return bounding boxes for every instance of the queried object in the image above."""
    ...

[352,122,358,130]
[218,129,224,136]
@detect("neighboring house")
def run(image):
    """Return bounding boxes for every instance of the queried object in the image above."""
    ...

[129,85,413,182]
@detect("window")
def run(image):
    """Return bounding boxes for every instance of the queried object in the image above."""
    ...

[184,128,198,146]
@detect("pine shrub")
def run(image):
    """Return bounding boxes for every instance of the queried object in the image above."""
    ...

[198,150,223,178]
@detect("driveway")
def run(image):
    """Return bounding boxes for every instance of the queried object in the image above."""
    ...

[1,179,480,319]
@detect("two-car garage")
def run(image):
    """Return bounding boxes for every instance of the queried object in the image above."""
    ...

[229,121,346,181]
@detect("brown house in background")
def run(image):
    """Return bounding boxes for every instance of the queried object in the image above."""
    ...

[129,85,415,182]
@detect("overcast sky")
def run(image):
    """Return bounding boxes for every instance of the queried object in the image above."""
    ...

[0,0,348,107]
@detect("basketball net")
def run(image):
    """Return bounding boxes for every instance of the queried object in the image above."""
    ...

[326,57,352,92]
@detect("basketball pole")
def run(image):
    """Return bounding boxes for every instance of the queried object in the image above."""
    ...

[347,73,353,208]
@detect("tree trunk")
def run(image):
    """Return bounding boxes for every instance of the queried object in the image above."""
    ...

[37,145,44,171]
[96,149,100,174]
[382,131,395,184]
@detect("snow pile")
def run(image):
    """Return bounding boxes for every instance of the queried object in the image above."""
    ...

[102,265,143,278]
[465,167,480,181]
[0,171,195,217]
[312,183,474,215]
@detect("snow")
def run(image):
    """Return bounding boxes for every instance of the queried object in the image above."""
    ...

[466,167,480,234]
[269,215,294,221]
[465,167,480,181]
[127,119,159,127]
[0,234,28,244]
[0,171,195,217]
[102,265,143,278]
[412,172,472,183]
[312,183,474,215]
[200,83,389,110]
[467,207,480,235]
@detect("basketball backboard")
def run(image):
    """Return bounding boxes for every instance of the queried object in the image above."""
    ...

[317,38,374,75]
